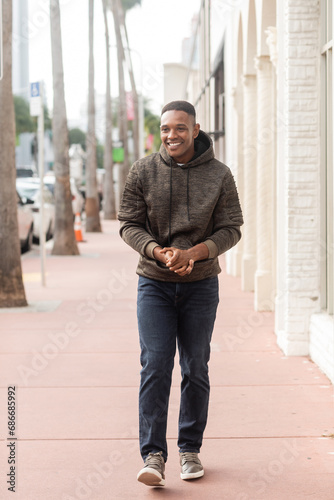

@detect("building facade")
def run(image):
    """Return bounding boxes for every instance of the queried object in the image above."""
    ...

[180,0,334,382]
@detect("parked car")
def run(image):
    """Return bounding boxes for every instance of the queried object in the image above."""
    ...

[16,165,38,178]
[16,179,55,242]
[43,174,85,215]
[17,190,34,253]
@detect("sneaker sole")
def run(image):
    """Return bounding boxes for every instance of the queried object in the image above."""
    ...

[180,469,204,480]
[137,467,165,487]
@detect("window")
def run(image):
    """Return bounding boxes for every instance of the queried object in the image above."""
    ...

[321,0,333,314]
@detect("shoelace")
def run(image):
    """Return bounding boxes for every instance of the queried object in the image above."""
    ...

[180,452,201,465]
[145,453,164,468]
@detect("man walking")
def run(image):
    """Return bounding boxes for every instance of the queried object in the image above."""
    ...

[118,100,243,487]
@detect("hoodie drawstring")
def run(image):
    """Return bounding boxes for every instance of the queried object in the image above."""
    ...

[187,165,190,222]
[168,162,191,246]
[168,160,172,246]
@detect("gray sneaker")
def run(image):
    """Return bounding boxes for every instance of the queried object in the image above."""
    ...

[137,451,165,487]
[180,452,204,480]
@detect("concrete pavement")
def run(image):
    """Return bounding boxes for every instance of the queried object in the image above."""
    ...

[0,219,333,500]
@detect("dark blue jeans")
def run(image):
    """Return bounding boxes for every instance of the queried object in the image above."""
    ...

[137,275,219,462]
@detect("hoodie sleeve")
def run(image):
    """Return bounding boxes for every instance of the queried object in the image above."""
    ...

[205,168,244,256]
[118,163,158,256]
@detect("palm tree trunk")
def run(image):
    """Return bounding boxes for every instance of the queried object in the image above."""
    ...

[0,1,27,307]
[86,0,102,232]
[118,0,140,162]
[50,0,79,255]
[102,0,117,219]
[112,0,129,204]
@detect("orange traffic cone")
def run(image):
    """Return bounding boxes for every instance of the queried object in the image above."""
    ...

[74,212,84,242]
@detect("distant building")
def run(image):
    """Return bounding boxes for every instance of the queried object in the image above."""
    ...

[163,14,199,106]
[12,0,32,168]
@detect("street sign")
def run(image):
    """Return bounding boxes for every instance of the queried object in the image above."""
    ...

[30,81,41,116]
[0,0,3,81]
[113,147,124,163]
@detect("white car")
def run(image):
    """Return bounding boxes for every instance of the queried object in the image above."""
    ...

[17,191,34,253]
[16,179,55,242]
[43,174,85,215]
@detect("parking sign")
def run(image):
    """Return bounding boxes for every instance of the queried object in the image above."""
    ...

[30,81,41,116]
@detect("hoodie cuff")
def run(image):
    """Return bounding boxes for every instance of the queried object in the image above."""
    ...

[203,239,219,259]
[145,241,161,259]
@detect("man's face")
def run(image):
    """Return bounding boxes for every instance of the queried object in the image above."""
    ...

[160,110,200,164]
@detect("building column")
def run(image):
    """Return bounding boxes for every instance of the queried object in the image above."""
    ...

[226,86,244,277]
[241,74,257,291]
[254,55,275,311]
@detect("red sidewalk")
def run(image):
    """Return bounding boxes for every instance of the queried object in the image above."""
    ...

[0,219,333,499]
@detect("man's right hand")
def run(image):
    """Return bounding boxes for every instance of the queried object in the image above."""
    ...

[153,246,173,265]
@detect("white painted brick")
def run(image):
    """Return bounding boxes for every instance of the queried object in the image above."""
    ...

[287,56,317,67]
[288,99,318,112]
[287,65,317,80]
[285,296,319,309]
[287,128,318,137]
[288,145,318,158]
[287,0,319,6]
[288,209,316,217]
[287,158,319,166]
[287,238,317,248]
[287,111,318,125]
[288,45,317,58]
[287,241,317,253]
[287,229,318,239]
[287,260,318,270]
[288,185,316,193]
[287,34,319,43]
[291,86,319,94]
[287,2,318,10]
[287,263,318,273]
[287,139,318,147]
[287,19,318,33]
[288,195,316,209]
[287,215,316,228]
[287,276,318,284]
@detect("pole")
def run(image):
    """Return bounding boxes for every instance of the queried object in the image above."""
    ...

[38,84,46,286]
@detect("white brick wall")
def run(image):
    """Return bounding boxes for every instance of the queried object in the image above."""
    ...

[276,0,321,354]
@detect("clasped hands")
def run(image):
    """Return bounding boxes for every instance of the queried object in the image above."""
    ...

[153,246,195,276]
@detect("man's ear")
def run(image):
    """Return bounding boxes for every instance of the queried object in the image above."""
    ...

[193,123,200,138]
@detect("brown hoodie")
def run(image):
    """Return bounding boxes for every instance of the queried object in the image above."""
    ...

[118,130,243,282]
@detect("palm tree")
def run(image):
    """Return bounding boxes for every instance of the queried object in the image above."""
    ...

[118,0,140,161]
[50,0,79,255]
[102,0,117,219]
[0,1,27,307]
[111,0,129,203]
[85,0,102,232]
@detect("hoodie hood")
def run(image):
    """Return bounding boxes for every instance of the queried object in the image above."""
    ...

[159,129,214,167]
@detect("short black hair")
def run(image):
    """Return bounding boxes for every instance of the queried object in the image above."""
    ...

[161,100,196,122]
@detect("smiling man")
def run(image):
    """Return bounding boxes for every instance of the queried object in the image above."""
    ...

[118,100,243,487]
